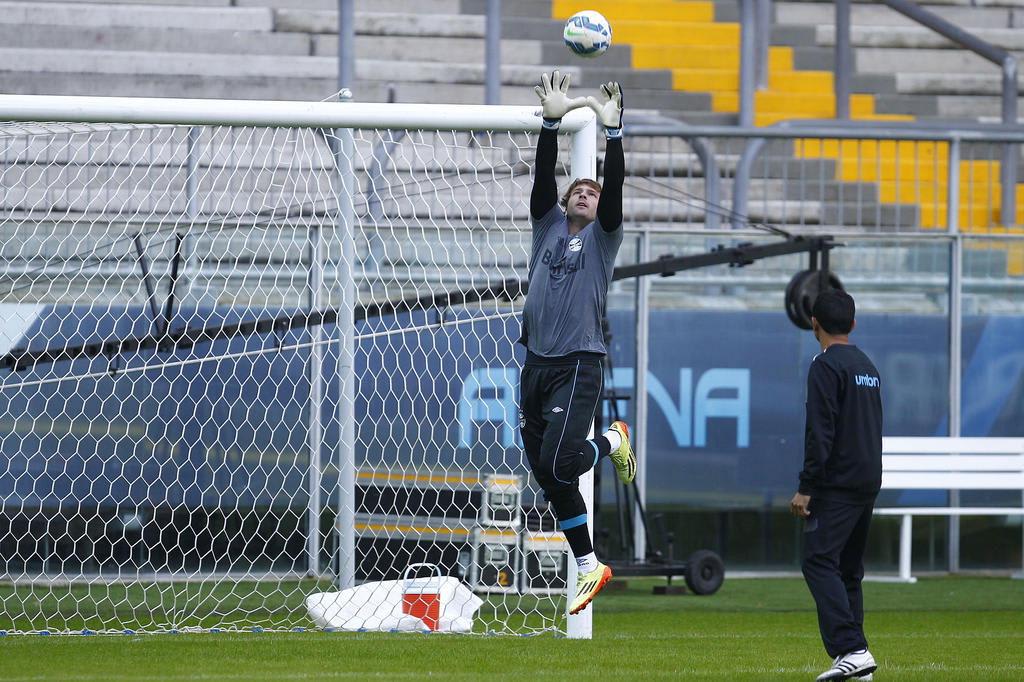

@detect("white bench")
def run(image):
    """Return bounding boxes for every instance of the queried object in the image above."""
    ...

[876,437,1024,582]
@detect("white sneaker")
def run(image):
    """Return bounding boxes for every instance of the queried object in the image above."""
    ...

[815,649,877,681]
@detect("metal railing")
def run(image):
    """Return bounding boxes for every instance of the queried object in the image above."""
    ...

[739,0,773,127]
[631,121,1024,233]
[485,0,502,105]
[728,119,1024,232]
[732,0,1021,227]
[833,0,1018,224]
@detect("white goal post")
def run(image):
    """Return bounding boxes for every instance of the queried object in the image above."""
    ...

[0,94,598,638]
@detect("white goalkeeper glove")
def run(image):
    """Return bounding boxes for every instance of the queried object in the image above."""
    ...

[587,81,624,131]
[534,70,588,121]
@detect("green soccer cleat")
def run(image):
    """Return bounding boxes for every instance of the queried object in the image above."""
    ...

[608,420,636,484]
[569,562,613,615]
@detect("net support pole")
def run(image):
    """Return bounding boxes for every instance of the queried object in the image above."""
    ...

[946,139,962,574]
[567,112,597,640]
[633,230,651,562]
[307,207,326,578]
[335,90,357,589]
[182,126,200,309]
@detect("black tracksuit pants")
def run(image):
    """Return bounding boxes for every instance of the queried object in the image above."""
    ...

[519,356,603,541]
[802,497,876,657]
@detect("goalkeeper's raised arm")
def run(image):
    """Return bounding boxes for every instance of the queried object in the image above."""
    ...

[530,70,587,221]
[589,81,625,232]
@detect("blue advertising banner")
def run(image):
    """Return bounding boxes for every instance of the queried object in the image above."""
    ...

[1,306,1021,509]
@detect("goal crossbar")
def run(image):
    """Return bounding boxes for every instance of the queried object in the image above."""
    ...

[0,94,595,133]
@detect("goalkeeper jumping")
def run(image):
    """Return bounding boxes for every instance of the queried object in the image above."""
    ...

[519,71,635,615]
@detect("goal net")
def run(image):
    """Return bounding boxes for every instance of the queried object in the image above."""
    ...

[0,97,597,636]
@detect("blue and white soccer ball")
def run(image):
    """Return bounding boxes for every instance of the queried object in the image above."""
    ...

[563,10,612,59]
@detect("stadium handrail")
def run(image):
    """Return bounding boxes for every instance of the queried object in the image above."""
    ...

[834,0,1019,222]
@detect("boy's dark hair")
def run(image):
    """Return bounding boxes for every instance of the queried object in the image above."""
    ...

[812,289,855,335]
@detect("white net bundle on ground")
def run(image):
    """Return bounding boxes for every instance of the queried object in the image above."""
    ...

[0,111,585,635]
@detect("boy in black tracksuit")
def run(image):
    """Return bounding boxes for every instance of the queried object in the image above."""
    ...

[790,289,882,682]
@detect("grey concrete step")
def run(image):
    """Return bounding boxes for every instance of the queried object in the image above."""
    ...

[873,93,941,116]
[0,23,311,56]
[499,17,635,67]
[848,74,899,95]
[755,158,839,182]
[774,2,1019,29]
[5,187,825,224]
[612,88,713,112]
[537,41,634,69]
[771,24,819,47]
[276,9,484,37]
[4,131,526,171]
[718,0,1018,23]
[816,24,1024,51]
[0,48,573,85]
[936,94,1024,118]
[576,67,673,90]
[878,89,1024,118]
[499,16,569,41]
[28,0,231,5]
[624,135,732,156]
[25,0,463,9]
[783,181,880,204]
[241,0,462,10]
[790,47,837,71]
[768,27,898,92]
[312,35,544,65]
[459,0,555,16]
[0,70,564,103]
[626,176,825,202]
[855,47,1012,74]
[821,203,920,229]
[713,1,740,22]
[668,111,740,126]
[895,72,1024,95]
[0,1,274,31]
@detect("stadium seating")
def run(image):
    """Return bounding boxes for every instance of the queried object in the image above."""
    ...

[542,0,1024,274]
[0,0,1022,286]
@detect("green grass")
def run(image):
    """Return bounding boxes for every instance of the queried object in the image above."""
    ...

[2,577,1023,681]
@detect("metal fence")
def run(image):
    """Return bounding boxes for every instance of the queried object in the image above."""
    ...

[620,121,1024,283]
[613,122,1024,567]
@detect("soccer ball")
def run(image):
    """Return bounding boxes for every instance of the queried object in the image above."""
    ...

[563,10,612,59]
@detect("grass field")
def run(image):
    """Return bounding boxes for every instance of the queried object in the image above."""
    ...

[2,577,1023,681]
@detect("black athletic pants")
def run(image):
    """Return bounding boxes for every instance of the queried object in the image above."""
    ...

[802,497,875,658]
[519,355,604,555]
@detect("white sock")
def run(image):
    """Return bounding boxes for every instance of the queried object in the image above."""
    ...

[603,428,621,453]
[576,552,599,574]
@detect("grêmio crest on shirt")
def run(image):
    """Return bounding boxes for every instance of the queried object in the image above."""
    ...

[541,235,586,277]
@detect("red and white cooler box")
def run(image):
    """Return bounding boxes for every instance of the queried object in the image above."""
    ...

[306,563,483,632]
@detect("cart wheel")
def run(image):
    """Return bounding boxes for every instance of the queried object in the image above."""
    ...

[684,549,725,595]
